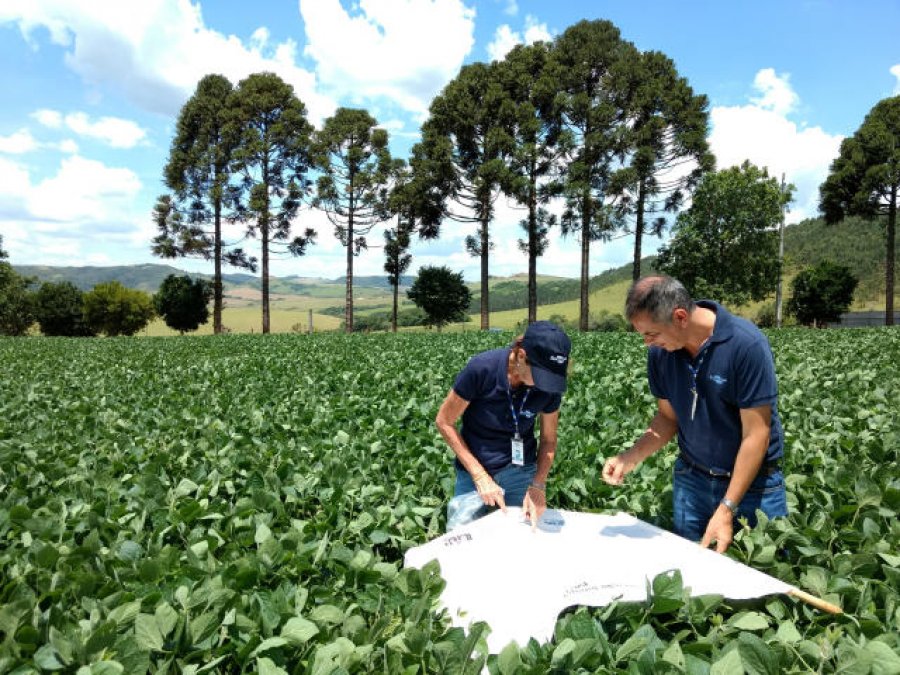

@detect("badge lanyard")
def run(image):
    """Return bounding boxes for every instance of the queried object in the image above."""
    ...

[686,353,706,421]
[507,387,531,465]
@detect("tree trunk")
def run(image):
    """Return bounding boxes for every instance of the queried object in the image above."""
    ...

[633,179,645,284]
[345,213,354,333]
[391,278,399,333]
[480,218,490,330]
[886,183,896,326]
[213,198,223,334]
[261,216,270,334]
[527,170,538,325]
[346,169,355,334]
[579,193,591,332]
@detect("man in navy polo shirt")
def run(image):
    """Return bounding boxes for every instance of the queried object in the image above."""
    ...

[602,275,787,552]
[436,321,571,530]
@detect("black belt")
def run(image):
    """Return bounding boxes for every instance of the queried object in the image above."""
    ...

[678,454,781,479]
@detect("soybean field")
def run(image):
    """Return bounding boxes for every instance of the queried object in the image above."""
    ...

[0,329,898,673]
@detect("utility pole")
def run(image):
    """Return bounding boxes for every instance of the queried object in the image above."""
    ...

[775,173,787,328]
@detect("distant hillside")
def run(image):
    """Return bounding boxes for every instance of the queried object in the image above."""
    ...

[13,263,196,293]
[14,264,414,294]
[781,215,895,302]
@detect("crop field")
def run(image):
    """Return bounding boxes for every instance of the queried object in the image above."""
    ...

[1,329,898,673]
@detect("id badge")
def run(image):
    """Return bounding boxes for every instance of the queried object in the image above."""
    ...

[511,435,524,466]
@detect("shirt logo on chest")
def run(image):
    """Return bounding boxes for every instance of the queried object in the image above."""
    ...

[708,374,727,386]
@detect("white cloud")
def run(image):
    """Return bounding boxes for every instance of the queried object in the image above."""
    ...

[709,69,843,223]
[32,109,63,128]
[62,112,146,148]
[0,129,39,154]
[749,68,799,116]
[487,15,552,62]
[503,0,518,16]
[300,0,476,117]
[892,64,900,94]
[0,0,337,123]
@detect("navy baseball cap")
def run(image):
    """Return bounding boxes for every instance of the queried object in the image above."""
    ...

[522,321,571,394]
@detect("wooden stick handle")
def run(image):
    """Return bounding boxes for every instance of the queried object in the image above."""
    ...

[788,588,843,614]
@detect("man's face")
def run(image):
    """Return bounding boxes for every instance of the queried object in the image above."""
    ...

[630,309,689,351]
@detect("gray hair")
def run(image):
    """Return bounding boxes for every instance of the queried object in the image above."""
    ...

[625,275,695,323]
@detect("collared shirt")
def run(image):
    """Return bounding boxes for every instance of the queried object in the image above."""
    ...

[647,301,784,472]
[453,348,562,473]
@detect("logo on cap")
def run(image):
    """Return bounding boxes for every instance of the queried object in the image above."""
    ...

[549,354,567,364]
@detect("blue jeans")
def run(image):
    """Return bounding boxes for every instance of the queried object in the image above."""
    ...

[446,463,536,530]
[672,456,788,542]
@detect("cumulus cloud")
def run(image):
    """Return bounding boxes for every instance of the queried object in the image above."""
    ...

[503,0,518,15]
[0,129,39,154]
[31,109,63,128]
[709,69,843,223]
[0,0,336,123]
[0,153,149,264]
[892,64,900,94]
[59,112,146,148]
[486,15,552,62]
[300,0,475,117]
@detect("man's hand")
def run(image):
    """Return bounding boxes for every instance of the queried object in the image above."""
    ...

[602,454,635,486]
[473,474,507,512]
[700,506,734,553]
[523,485,546,531]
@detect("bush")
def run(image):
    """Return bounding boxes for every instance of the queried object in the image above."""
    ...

[0,262,35,336]
[154,275,213,334]
[34,281,94,337]
[84,281,155,336]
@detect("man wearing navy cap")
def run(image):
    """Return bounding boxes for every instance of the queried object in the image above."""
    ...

[602,276,787,553]
[436,321,572,530]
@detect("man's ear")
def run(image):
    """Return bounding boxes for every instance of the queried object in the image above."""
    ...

[672,308,689,327]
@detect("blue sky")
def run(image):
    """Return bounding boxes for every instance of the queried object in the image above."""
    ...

[1,0,898,281]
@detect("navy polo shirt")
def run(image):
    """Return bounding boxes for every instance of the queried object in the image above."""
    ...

[453,348,562,473]
[647,301,783,472]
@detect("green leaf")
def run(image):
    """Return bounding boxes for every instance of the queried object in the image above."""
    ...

[252,637,288,656]
[33,644,65,671]
[189,612,219,645]
[728,611,769,631]
[135,614,164,652]
[154,603,179,638]
[710,648,744,675]
[774,620,802,644]
[498,642,524,675]
[866,641,900,675]
[255,522,273,545]
[85,621,118,656]
[662,640,685,669]
[651,569,685,614]
[280,617,319,645]
[309,604,344,626]
[108,601,141,626]
[738,633,779,675]
[256,657,289,675]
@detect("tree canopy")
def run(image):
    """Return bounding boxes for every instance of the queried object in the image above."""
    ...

[657,161,793,305]
[33,281,93,337]
[154,274,213,334]
[787,260,858,327]
[83,282,155,337]
[407,266,472,331]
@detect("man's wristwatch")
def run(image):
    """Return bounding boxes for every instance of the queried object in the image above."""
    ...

[720,497,739,515]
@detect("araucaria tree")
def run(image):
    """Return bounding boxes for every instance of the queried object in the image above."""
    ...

[228,72,317,334]
[820,95,900,325]
[415,61,513,330]
[657,161,793,305]
[383,162,416,333]
[498,42,567,324]
[552,20,636,330]
[151,74,256,335]
[610,49,714,283]
[312,108,392,333]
